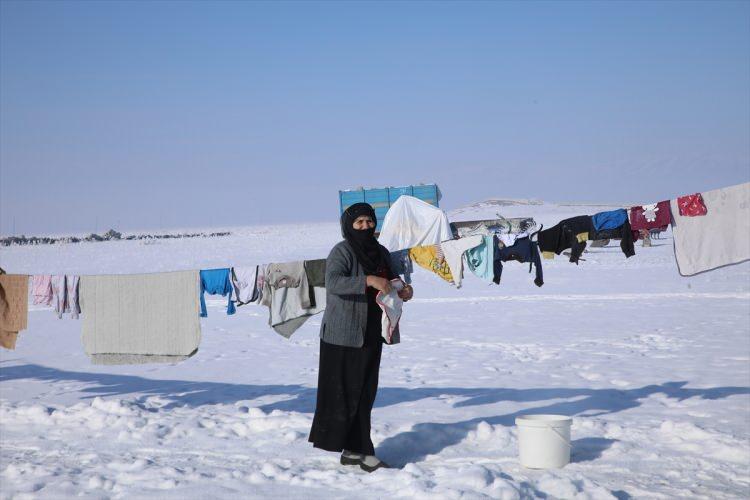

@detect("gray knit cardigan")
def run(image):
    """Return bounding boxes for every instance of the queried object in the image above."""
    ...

[320,240,400,347]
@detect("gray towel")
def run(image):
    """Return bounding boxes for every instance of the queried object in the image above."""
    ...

[271,286,326,338]
[671,182,750,276]
[80,271,201,364]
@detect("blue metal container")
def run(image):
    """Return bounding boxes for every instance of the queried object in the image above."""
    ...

[339,184,442,231]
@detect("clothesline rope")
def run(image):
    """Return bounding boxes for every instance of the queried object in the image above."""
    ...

[4,181,749,280]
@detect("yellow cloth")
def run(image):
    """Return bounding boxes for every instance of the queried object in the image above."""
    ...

[0,274,29,350]
[576,232,588,243]
[542,251,555,260]
[409,246,454,283]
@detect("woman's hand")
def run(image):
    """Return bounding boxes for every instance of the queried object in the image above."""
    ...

[398,284,413,302]
[366,275,392,294]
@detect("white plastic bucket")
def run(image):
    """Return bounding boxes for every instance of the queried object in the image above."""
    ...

[515,414,572,469]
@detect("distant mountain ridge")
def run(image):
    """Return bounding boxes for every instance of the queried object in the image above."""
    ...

[447,198,632,225]
[0,230,232,247]
[449,199,542,216]
[450,198,629,214]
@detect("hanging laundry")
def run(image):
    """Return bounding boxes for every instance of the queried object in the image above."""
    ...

[304,259,327,308]
[265,262,312,306]
[497,230,531,249]
[409,245,454,284]
[270,286,326,338]
[51,275,66,318]
[671,182,750,276]
[260,261,325,338]
[494,236,544,287]
[255,264,269,305]
[451,217,537,239]
[377,196,453,251]
[537,216,593,264]
[0,329,16,351]
[66,275,80,319]
[465,235,495,283]
[0,274,29,350]
[46,275,80,319]
[31,275,53,305]
[389,249,414,284]
[588,219,636,258]
[677,193,708,217]
[80,271,202,364]
[304,259,326,287]
[440,235,483,288]
[199,268,236,317]
[592,209,628,232]
[377,279,405,345]
[230,266,259,306]
[630,201,671,231]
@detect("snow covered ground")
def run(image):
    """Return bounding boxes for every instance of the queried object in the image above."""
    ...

[1,201,748,499]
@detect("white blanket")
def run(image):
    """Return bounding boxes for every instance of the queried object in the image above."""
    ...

[80,271,201,364]
[377,195,453,251]
[671,182,750,276]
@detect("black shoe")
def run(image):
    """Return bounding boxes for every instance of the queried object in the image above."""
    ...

[359,456,391,473]
[340,451,364,466]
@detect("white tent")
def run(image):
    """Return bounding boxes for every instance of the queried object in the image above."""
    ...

[377,195,453,251]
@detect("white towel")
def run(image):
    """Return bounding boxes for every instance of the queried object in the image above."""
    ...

[80,271,201,364]
[671,182,750,276]
[377,280,405,345]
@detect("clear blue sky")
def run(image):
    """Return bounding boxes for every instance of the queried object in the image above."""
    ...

[1,0,748,235]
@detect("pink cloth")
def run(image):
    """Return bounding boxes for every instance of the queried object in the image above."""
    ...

[31,275,53,305]
[629,200,671,231]
[677,193,708,217]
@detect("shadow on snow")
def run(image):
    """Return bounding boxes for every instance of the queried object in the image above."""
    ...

[1,363,747,468]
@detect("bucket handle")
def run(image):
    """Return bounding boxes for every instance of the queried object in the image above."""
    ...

[545,426,572,448]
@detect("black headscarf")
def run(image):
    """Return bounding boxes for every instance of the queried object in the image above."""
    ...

[341,203,388,274]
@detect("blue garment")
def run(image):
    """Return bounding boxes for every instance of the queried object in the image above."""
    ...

[465,235,495,283]
[199,268,236,317]
[494,236,544,287]
[592,209,627,232]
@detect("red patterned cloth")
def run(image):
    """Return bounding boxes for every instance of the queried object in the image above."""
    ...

[629,200,671,231]
[677,193,708,217]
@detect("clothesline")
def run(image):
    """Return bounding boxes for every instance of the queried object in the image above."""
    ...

[0,185,737,278]
[1,181,748,362]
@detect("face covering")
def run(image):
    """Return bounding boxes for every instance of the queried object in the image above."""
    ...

[341,203,386,275]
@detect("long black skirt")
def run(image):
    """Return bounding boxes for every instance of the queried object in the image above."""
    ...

[308,313,383,455]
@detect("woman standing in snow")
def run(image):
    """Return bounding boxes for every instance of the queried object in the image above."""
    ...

[308,203,413,472]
